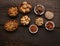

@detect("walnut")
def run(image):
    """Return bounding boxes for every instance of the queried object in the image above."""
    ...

[20,15,30,25]
[4,20,18,31]
[35,17,44,26]
[8,7,18,17]
[19,1,32,13]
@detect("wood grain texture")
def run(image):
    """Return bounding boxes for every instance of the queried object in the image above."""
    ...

[0,0,60,46]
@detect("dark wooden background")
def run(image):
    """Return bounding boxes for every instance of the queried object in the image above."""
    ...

[0,0,60,46]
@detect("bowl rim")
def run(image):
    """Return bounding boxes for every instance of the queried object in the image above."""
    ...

[45,21,55,31]
[29,24,38,33]
[34,4,45,15]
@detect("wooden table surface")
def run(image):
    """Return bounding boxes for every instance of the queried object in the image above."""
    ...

[0,0,60,46]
